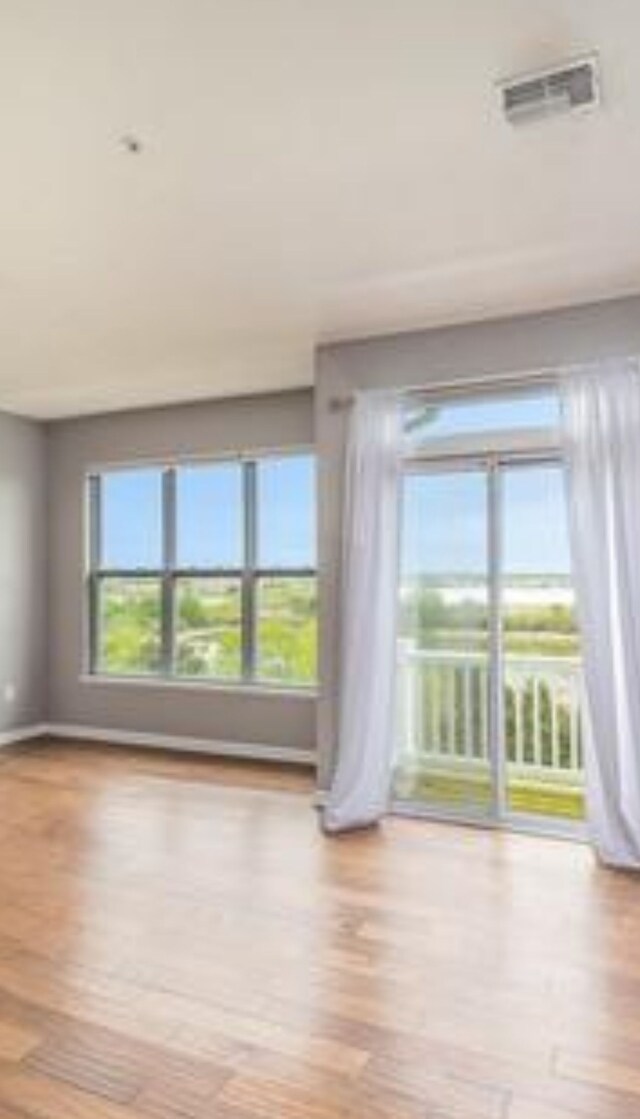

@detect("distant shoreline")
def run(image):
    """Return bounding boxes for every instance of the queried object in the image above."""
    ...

[402,576,574,607]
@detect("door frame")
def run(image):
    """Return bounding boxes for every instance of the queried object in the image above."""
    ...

[395,449,586,840]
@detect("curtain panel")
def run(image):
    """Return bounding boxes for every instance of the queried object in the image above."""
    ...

[323,391,402,833]
[561,361,640,867]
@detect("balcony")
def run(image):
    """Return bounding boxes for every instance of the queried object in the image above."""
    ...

[396,643,584,820]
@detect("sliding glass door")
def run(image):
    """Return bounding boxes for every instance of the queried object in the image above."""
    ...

[397,466,494,817]
[395,456,584,828]
[502,464,584,821]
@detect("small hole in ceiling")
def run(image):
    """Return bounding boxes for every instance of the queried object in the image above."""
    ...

[120,135,143,154]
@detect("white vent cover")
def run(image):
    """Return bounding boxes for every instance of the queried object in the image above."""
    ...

[499,55,600,123]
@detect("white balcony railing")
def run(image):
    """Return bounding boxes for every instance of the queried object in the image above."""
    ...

[397,642,583,784]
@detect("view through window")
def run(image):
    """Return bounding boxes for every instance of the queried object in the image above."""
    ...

[396,387,584,826]
[88,453,317,687]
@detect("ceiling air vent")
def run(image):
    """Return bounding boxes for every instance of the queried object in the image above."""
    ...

[499,55,600,123]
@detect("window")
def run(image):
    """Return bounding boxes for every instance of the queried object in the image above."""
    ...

[87,454,317,688]
[403,386,560,454]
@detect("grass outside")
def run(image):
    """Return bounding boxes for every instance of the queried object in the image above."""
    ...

[394,767,585,821]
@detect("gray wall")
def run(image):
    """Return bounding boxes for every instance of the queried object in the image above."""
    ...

[0,411,46,732]
[46,390,316,754]
[315,294,640,785]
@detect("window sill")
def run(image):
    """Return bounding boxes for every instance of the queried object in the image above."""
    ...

[78,673,318,700]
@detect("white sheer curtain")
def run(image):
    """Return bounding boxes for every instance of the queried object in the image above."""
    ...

[323,391,402,833]
[561,361,640,868]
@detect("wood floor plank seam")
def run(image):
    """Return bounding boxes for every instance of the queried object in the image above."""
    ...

[0,739,637,1118]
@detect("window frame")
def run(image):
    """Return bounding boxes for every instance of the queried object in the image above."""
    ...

[402,379,562,466]
[85,449,317,691]
[396,378,586,839]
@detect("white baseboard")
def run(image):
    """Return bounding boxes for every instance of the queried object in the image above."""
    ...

[0,723,49,748]
[45,722,316,767]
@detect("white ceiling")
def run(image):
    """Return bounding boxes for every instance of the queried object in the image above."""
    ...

[2,1,640,418]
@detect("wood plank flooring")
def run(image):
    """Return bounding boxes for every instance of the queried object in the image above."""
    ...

[0,738,638,1116]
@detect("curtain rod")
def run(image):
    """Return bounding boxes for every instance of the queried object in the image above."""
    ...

[327,354,640,412]
[328,365,561,412]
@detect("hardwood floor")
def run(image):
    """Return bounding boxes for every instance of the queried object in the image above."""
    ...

[0,740,638,1117]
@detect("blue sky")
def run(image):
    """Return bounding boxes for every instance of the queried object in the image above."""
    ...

[100,456,316,570]
[404,390,559,442]
[402,465,571,577]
